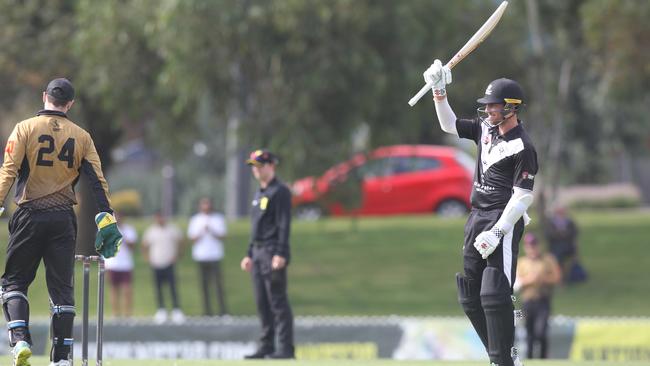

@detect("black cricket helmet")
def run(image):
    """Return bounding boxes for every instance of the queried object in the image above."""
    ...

[476,78,525,125]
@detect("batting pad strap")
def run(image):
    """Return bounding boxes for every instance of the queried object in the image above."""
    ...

[53,337,74,346]
[50,304,76,316]
[7,320,27,329]
[0,290,28,304]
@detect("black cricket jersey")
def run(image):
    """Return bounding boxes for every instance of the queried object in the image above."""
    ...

[456,118,538,210]
[247,177,292,261]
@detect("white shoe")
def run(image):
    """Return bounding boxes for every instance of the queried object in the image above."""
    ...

[49,360,72,366]
[171,308,186,324]
[154,308,168,324]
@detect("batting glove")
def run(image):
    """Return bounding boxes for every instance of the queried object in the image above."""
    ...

[423,59,452,97]
[94,212,123,258]
[473,227,503,259]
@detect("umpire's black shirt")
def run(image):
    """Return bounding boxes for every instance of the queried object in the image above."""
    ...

[248,177,292,262]
[456,118,538,210]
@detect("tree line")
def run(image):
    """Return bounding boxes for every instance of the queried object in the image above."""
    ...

[0,0,648,243]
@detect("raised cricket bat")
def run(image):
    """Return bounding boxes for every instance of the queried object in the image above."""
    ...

[408,1,509,107]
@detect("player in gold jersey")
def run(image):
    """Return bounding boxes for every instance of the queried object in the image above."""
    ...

[0,78,122,366]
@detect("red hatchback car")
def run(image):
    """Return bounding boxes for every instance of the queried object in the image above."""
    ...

[291,145,474,219]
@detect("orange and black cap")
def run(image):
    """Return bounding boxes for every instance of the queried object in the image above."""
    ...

[246,149,278,166]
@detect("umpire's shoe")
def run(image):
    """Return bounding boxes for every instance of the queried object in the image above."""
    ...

[266,349,295,359]
[12,340,32,366]
[244,347,274,359]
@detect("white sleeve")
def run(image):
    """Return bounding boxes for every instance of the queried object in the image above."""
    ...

[434,97,458,136]
[187,216,200,237]
[210,214,227,236]
[494,187,534,235]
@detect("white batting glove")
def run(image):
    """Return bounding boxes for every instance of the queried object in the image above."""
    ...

[423,59,452,97]
[473,228,503,259]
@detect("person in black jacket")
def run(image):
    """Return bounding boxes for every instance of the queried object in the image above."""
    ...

[241,149,294,359]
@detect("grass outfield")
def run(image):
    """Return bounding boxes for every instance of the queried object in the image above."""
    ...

[3,358,650,366]
[1,209,649,317]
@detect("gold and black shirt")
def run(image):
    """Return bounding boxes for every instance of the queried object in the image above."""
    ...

[0,110,111,212]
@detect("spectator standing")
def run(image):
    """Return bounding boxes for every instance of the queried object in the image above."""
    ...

[105,212,138,317]
[515,233,562,359]
[188,197,228,316]
[142,212,185,323]
[544,206,580,282]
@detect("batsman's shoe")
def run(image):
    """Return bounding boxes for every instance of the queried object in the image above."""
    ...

[94,212,123,258]
[12,340,32,366]
[49,360,71,366]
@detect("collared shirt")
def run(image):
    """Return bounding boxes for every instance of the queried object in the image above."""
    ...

[142,223,182,269]
[456,118,538,210]
[0,110,111,211]
[247,177,292,261]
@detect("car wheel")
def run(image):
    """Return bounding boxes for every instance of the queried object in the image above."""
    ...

[435,199,468,217]
[294,204,325,221]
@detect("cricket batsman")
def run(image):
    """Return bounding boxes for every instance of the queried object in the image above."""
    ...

[424,60,538,366]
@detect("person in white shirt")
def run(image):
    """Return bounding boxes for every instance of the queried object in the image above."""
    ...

[104,212,138,317]
[187,197,228,316]
[141,212,185,323]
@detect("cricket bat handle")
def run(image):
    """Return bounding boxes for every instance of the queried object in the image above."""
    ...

[408,82,434,107]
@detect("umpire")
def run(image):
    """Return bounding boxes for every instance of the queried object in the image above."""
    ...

[424,61,538,366]
[0,78,122,366]
[241,149,295,359]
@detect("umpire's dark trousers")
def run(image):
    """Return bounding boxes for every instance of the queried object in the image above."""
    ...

[251,245,294,354]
